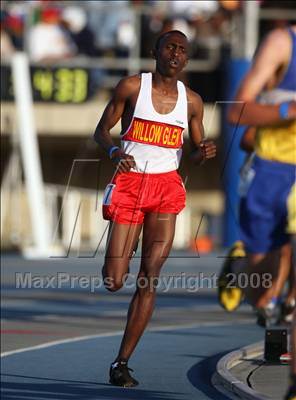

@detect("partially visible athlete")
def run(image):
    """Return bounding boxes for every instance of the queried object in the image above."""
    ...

[94,30,216,387]
[285,184,296,400]
[228,25,296,322]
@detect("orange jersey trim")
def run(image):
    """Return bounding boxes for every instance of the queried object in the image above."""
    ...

[122,117,184,149]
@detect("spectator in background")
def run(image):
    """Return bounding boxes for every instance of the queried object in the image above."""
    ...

[61,6,105,92]
[116,17,136,57]
[0,26,15,60]
[87,1,135,56]
[4,12,24,51]
[0,11,16,60]
[168,0,219,19]
[61,7,100,57]
[28,7,76,62]
[140,12,164,58]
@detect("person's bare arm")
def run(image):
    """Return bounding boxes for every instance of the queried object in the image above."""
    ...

[240,126,257,153]
[228,29,296,126]
[187,89,216,164]
[94,76,138,172]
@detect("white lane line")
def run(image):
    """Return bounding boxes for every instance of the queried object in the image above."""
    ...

[1,331,124,358]
[1,320,253,358]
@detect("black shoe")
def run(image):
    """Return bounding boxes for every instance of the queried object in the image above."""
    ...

[281,299,296,324]
[256,301,281,327]
[109,361,139,387]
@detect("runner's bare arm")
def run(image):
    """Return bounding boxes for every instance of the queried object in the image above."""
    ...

[240,126,257,153]
[94,77,135,150]
[94,76,138,171]
[228,29,296,126]
[187,89,216,164]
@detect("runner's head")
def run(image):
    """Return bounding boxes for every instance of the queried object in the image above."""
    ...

[153,30,189,77]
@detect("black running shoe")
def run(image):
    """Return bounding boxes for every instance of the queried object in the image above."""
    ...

[256,301,281,327]
[109,361,139,387]
[281,299,296,324]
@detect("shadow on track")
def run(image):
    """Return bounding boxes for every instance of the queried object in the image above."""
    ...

[187,351,233,400]
[1,374,186,400]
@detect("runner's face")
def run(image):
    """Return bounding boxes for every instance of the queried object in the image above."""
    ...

[156,33,189,77]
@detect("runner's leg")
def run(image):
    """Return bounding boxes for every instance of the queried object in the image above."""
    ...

[245,250,280,308]
[102,222,142,292]
[272,243,292,300]
[115,212,176,361]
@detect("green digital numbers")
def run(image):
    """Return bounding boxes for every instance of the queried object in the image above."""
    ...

[33,69,53,100]
[32,68,88,103]
[73,69,88,103]
[1,66,89,102]
[54,68,73,102]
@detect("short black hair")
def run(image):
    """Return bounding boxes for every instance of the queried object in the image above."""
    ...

[154,30,188,50]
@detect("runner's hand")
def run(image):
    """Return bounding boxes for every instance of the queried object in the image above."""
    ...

[111,148,136,172]
[199,140,217,163]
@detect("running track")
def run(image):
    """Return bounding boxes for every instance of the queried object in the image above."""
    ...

[1,253,263,400]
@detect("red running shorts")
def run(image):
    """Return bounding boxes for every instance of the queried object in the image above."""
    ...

[102,170,186,225]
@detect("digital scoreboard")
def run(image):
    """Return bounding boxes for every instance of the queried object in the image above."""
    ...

[1,66,90,103]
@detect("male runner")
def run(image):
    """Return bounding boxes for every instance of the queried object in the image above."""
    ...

[94,30,216,387]
[228,26,296,321]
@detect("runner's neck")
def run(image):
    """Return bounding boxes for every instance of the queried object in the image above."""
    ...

[152,71,178,93]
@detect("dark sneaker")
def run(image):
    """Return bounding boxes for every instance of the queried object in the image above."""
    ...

[109,361,139,387]
[281,299,296,324]
[256,301,281,327]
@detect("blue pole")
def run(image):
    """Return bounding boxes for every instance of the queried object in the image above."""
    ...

[222,58,250,247]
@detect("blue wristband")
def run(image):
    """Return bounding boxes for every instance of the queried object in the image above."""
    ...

[279,101,291,120]
[108,146,120,159]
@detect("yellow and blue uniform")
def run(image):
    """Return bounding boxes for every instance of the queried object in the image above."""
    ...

[240,28,296,253]
[287,183,296,235]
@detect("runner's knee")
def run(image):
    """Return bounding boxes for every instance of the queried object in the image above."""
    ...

[102,262,129,292]
[103,274,124,292]
[106,280,123,292]
[140,254,168,277]
[136,266,161,294]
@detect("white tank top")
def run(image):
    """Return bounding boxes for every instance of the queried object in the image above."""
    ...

[121,72,188,173]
